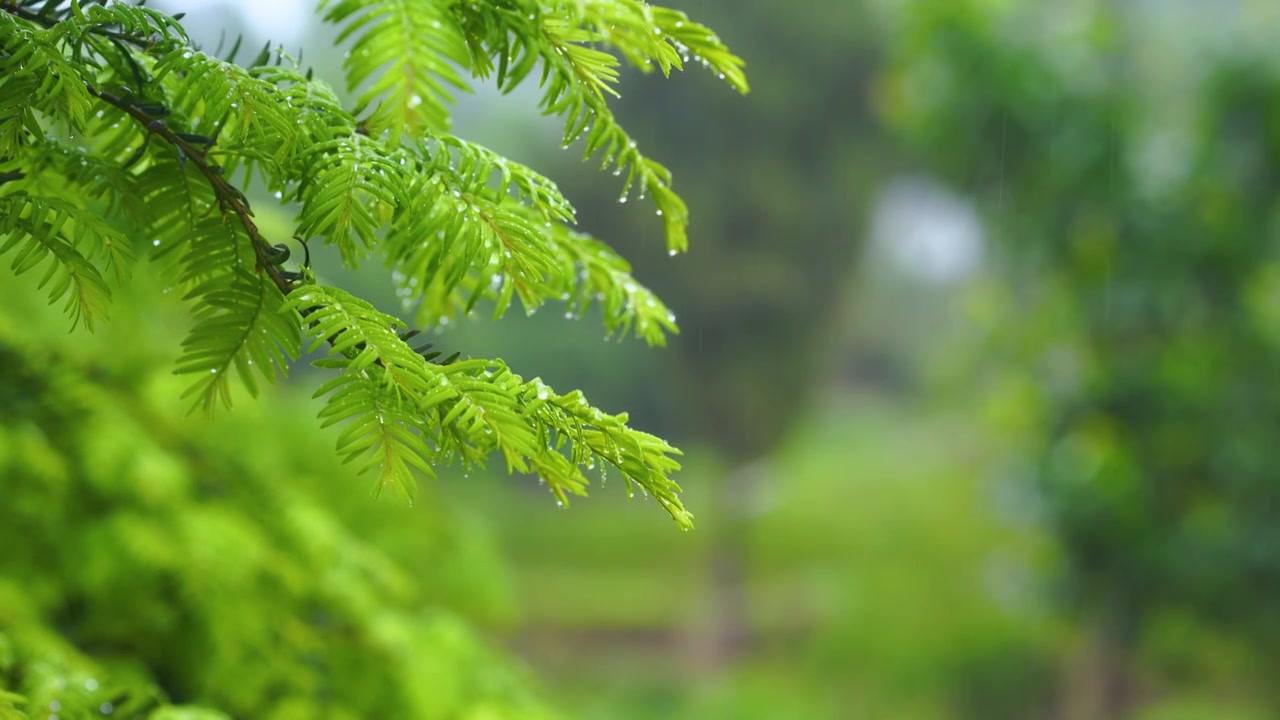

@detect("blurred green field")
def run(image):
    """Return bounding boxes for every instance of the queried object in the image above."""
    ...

[443,391,1060,719]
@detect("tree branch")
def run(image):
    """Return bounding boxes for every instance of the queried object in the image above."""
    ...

[91,87,296,297]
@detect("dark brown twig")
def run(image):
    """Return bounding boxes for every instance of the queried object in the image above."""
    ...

[93,87,295,296]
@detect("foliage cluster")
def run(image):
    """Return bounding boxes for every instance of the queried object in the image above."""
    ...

[877,0,1280,707]
[0,0,746,526]
[0,285,555,719]
[0,0,747,716]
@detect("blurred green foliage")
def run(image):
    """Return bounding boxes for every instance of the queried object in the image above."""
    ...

[880,0,1280,712]
[0,274,552,719]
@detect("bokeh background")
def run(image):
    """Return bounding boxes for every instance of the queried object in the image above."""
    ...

[6,0,1280,718]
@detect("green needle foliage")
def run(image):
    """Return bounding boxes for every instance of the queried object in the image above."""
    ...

[0,0,747,527]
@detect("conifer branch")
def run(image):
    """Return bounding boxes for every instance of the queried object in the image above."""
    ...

[0,0,746,526]
[91,88,294,297]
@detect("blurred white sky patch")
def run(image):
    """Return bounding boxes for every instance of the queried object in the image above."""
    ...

[234,0,306,42]
[870,176,984,285]
[156,0,307,45]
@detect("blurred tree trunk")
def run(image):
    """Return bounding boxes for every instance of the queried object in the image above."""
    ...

[1060,599,1138,720]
